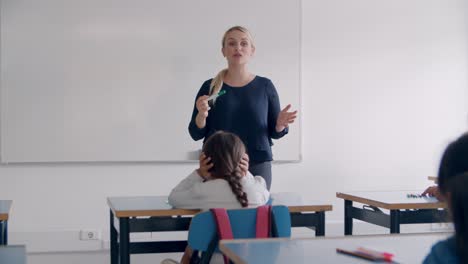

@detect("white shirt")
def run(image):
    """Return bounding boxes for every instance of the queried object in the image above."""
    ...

[168,170,270,210]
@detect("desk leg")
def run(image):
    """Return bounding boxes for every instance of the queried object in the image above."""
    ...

[119,217,130,264]
[110,211,118,264]
[390,210,400,234]
[4,220,7,245]
[344,200,353,235]
[315,212,325,236]
[0,220,6,245]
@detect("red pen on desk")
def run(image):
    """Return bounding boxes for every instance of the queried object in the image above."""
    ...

[357,247,394,262]
[337,247,394,262]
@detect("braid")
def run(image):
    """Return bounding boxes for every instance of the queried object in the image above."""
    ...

[225,166,248,207]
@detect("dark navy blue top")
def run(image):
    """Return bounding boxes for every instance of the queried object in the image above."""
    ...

[188,76,288,162]
[423,236,459,264]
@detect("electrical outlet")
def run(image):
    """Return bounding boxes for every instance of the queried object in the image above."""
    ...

[80,230,102,240]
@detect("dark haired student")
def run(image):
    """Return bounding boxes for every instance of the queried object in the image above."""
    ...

[162,131,269,264]
[423,132,468,264]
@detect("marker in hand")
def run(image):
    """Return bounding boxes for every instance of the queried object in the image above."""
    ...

[207,89,226,102]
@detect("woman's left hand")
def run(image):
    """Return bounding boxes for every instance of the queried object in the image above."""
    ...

[276,104,298,132]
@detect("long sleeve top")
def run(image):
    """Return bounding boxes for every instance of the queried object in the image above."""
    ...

[423,236,459,264]
[168,170,270,210]
[188,76,288,162]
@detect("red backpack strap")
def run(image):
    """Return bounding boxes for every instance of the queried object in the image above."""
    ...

[210,208,233,264]
[255,205,272,238]
[211,208,234,239]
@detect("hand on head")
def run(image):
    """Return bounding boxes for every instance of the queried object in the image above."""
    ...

[199,152,249,180]
[239,153,249,177]
[276,104,298,132]
[198,152,213,180]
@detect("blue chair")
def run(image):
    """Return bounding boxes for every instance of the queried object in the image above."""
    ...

[188,205,291,264]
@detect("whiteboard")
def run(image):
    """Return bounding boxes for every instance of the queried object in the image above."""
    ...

[0,0,301,163]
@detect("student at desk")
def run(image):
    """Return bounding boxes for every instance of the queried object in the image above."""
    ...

[423,132,468,264]
[168,131,270,210]
[164,131,270,264]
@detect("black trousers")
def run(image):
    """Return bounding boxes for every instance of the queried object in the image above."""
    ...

[249,161,272,190]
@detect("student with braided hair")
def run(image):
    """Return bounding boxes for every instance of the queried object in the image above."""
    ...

[168,131,270,210]
[163,131,269,264]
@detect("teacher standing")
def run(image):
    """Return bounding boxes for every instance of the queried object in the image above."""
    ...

[188,26,297,190]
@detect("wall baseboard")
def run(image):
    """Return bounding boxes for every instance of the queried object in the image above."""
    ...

[10,231,103,253]
[10,221,452,253]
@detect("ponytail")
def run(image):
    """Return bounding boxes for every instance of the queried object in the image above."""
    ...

[209,69,227,103]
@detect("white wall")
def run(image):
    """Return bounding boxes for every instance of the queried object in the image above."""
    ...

[1,0,467,261]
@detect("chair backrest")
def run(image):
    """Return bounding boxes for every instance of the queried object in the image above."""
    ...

[188,205,291,252]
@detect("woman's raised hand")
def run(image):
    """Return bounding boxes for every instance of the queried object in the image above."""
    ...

[195,95,210,128]
[196,95,210,117]
[276,104,297,132]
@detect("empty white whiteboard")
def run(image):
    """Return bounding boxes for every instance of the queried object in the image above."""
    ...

[0,0,301,163]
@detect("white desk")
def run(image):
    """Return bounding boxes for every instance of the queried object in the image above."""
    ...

[220,232,450,264]
[336,191,446,234]
[0,245,26,264]
[107,193,332,264]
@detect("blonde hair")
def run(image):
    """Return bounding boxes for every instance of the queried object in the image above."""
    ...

[209,26,255,99]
